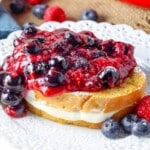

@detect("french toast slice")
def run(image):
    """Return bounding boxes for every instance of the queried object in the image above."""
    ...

[26,68,146,128]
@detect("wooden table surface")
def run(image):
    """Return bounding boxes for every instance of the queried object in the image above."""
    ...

[2,0,150,33]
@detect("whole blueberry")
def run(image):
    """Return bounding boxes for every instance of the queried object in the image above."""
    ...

[4,101,26,118]
[3,73,23,90]
[10,0,25,14]
[74,57,89,68]
[85,36,98,48]
[45,69,65,87]
[80,9,98,21]
[121,114,139,134]
[64,31,82,46]
[23,23,37,35]
[32,4,48,19]
[25,62,49,75]
[102,118,120,139]
[98,66,119,88]
[49,56,68,70]
[1,89,22,106]
[91,50,107,59]
[23,22,36,29]
[0,72,7,88]
[132,119,150,137]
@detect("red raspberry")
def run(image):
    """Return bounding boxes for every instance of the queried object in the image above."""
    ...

[27,0,43,5]
[44,6,66,22]
[136,95,150,121]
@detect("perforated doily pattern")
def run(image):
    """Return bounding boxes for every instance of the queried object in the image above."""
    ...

[0,21,150,150]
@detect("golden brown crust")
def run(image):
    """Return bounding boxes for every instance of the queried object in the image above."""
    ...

[26,68,146,129]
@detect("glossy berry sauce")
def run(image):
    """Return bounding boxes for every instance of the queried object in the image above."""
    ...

[2,27,136,97]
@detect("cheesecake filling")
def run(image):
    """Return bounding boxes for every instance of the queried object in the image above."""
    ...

[25,90,119,123]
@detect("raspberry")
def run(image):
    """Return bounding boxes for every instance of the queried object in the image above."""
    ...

[27,0,43,5]
[44,6,66,22]
[136,95,150,121]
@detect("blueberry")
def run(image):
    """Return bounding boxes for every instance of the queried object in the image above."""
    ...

[23,22,36,29]
[10,0,25,14]
[24,39,41,54]
[64,31,82,46]
[102,40,114,53]
[98,66,119,88]
[80,9,98,21]
[86,36,98,48]
[4,101,26,118]
[91,50,107,59]
[132,119,150,137]
[49,56,68,70]
[53,40,72,53]
[25,62,49,75]
[32,4,48,19]
[36,37,45,44]
[0,72,7,88]
[74,57,89,68]
[102,118,120,139]
[23,23,37,35]
[3,73,23,90]
[45,69,65,87]
[1,89,22,106]
[121,114,139,134]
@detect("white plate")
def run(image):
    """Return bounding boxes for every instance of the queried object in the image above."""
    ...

[0,21,150,150]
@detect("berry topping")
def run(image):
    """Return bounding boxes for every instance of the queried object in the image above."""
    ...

[1,89,22,106]
[136,95,150,122]
[4,102,26,118]
[102,40,114,53]
[24,39,42,54]
[80,9,98,21]
[132,119,150,136]
[25,62,49,76]
[74,57,89,68]
[10,0,25,14]
[85,36,99,48]
[121,114,139,134]
[91,50,107,59]
[32,4,48,19]
[98,66,119,88]
[52,40,72,53]
[27,0,43,5]
[101,118,120,139]
[3,73,23,90]
[1,28,136,96]
[49,56,68,70]
[45,69,65,87]
[64,31,82,46]
[44,6,66,22]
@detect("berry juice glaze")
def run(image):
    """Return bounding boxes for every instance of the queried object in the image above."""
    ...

[2,26,137,98]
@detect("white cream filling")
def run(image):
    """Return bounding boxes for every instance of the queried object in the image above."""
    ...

[25,91,119,123]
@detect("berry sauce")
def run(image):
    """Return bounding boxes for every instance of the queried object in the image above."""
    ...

[2,28,137,97]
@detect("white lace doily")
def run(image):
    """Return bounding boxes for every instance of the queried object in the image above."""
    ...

[0,21,150,150]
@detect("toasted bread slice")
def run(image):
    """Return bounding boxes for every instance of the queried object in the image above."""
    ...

[26,68,146,129]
